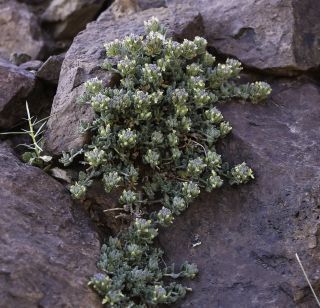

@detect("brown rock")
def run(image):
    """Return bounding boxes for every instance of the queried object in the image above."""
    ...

[42,0,106,40]
[85,182,128,234]
[37,54,65,84]
[160,79,320,307]
[0,142,101,307]
[106,0,166,19]
[167,0,320,75]
[0,58,35,129]
[107,0,141,18]
[0,57,56,130]
[291,0,320,73]
[45,5,203,155]
[138,0,166,10]
[17,0,51,15]
[19,60,43,71]
[0,0,45,60]
[10,52,32,66]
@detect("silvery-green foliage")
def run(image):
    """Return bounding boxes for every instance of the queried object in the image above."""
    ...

[64,17,271,306]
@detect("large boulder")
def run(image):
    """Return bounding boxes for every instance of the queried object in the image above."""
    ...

[45,5,203,155]
[167,0,320,75]
[160,79,320,307]
[0,142,102,307]
[0,0,45,60]
[42,0,106,40]
[0,59,36,129]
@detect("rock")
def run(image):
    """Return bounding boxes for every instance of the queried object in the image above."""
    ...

[0,0,45,60]
[9,53,32,66]
[159,78,320,307]
[42,0,106,40]
[37,54,65,84]
[106,0,167,19]
[17,0,51,15]
[0,58,35,129]
[167,0,320,75]
[138,0,166,10]
[19,0,47,3]
[19,60,43,71]
[85,182,128,234]
[107,0,141,19]
[292,0,320,73]
[0,57,55,130]
[45,5,203,155]
[0,142,101,307]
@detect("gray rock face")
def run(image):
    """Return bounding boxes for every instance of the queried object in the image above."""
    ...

[160,79,320,307]
[167,0,320,75]
[0,0,44,60]
[0,59,35,129]
[138,0,166,10]
[0,142,101,308]
[37,54,65,84]
[0,57,56,130]
[45,5,203,155]
[19,59,43,71]
[42,0,105,40]
[17,0,51,15]
[291,0,320,73]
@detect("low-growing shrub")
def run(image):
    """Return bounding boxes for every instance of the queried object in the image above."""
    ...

[61,17,271,307]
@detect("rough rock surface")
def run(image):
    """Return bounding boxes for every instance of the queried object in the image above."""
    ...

[167,0,320,75]
[0,59,35,129]
[1,0,319,307]
[19,60,43,71]
[160,79,320,307]
[0,0,45,60]
[17,0,51,15]
[0,142,102,308]
[42,0,106,40]
[138,0,166,10]
[106,0,167,19]
[37,54,65,84]
[45,5,203,155]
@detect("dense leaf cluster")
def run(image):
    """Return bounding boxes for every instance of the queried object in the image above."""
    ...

[61,17,271,307]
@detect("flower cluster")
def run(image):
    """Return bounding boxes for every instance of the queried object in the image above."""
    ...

[62,17,271,307]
